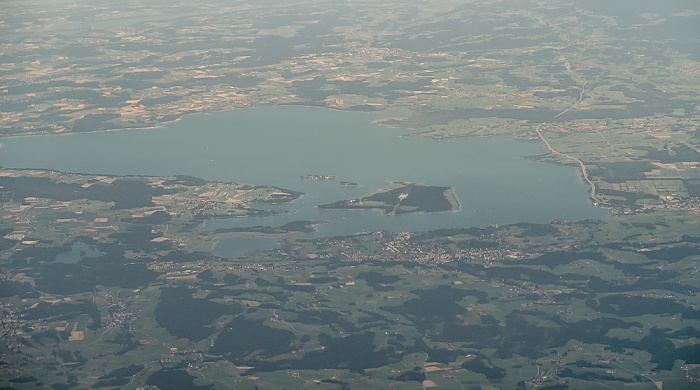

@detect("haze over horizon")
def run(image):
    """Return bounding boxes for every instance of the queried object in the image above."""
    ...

[1,1,699,389]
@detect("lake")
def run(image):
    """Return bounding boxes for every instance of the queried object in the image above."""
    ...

[0,106,608,256]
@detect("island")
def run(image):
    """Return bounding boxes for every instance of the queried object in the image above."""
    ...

[3,1,700,389]
[212,220,324,235]
[318,182,460,214]
[300,174,335,180]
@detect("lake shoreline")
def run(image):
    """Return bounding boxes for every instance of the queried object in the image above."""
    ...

[444,188,461,213]
[0,105,609,259]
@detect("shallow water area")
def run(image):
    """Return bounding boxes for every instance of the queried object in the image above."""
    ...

[54,241,106,264]
[0,106,609,256]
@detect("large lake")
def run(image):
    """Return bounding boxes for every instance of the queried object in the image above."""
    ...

[0,106,608,256]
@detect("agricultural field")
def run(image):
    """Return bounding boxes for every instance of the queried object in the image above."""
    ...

[2,202,699,388]
[1,0,699,389]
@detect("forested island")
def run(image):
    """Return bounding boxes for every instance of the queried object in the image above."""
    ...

[1,0,700,389]
[318,182,460,215]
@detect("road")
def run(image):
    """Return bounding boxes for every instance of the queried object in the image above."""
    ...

[533,78,598,203]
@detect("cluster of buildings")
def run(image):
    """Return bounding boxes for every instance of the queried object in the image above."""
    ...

[295,231,527,267]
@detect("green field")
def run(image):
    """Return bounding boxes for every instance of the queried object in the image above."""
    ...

[1,0,699,389]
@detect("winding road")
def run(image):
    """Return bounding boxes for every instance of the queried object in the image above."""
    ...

[533,76,598,203]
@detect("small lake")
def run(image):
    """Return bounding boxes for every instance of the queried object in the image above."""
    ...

[0,106,608,256]
[54,241,105,264]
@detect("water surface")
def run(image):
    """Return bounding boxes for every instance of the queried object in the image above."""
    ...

[0,106,608,256]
